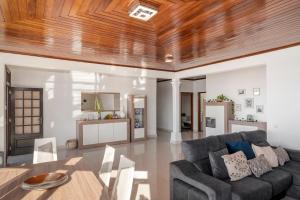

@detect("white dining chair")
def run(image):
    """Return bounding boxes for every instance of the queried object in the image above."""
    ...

[99,145,115,188]
[111,155,135,200]
[33,137,57,164]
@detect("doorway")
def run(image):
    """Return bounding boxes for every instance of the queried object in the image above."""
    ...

[8,87,43,155]
[181,92,193,131]
[198,92,206,132]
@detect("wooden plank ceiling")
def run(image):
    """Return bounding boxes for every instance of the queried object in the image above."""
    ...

[0,0,299,71]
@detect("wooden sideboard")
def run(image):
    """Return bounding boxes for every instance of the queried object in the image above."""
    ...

[76,119,130,149]
[228,120,267,133]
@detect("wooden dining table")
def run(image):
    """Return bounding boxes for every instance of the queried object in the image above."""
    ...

[0,157,103,200]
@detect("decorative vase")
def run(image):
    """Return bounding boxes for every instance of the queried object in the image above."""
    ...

[98,112,102,120]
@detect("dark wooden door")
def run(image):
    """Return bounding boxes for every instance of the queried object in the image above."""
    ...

[10,88,43,155]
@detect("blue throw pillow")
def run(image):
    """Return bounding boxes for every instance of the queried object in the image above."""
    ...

[226,141,255,160]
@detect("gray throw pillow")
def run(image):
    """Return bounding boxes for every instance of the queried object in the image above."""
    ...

[209,148,229,179]
[273,146,290,166]
[247,155,272,177]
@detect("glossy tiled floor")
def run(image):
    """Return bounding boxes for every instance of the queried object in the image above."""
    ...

[9,130,203,200]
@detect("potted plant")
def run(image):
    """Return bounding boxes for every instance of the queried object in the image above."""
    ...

[216,94,230,102]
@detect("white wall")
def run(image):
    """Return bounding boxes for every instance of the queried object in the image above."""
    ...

[157,81,173,131]
[176,45,300,150]
[157,79,206,132]
[206,66,267,122]
[1,46,300,150]
[180,80,194,92]
[10,67,157,146]
[180,80,194,130]
[181,80,207,131]
[266,48,300,150]
[1,53,173,80]
[181,94,191,118]
[193,79,206,93]
[157,80,194,131]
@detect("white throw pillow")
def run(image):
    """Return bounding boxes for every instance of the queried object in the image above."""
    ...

[222,151,252,181]
[252,144,279,167]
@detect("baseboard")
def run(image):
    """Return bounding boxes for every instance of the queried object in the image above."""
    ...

[147,130,158,138]
[157,128,172,133]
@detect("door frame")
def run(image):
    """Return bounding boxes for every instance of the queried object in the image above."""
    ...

[198,92,207,132]
[5,67,11,164]
[180,92,194,131]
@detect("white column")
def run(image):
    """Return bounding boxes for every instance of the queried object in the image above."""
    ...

[170,78,182,144]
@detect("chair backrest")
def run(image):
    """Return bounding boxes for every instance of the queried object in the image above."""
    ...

[99,145,115,188]
[33,137,57,164]
[111,155,135,200]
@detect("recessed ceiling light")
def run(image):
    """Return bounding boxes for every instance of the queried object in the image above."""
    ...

[165,54,173,63]
[129,1,158,21]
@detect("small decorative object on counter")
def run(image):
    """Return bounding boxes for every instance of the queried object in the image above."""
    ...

[66,139,78,149]
[247,114,254,122]
[95,96,103,119]
[119,111,126,118]
[104,113,113,120]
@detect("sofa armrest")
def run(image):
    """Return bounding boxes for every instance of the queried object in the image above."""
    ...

[286,148,300,162]
[170,160,231,200]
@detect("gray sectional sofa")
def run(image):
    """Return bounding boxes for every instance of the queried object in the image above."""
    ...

[170,130,300,200]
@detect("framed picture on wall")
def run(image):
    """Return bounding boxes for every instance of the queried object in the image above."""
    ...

[235,104,242,112]
[256,105,264,113]
[253,88,260,96]
[238,89,246,95]
[245,98,254,108]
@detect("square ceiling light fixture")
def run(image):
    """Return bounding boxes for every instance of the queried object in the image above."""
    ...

[129,1,158,21]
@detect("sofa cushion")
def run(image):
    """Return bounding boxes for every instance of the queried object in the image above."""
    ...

[247,155,272,177]
[188,187,209,200]
[258,169,292,196]
[193,158,212,175]
[218,133,243,149]
[226,177,272,200]
[281,196,298,200]
[222,151,252,181]
[282,160,300,169]
[252,144,279,167]
[241,130,269,146]
[274,146,290,166]
[280,161,300,186]
[209,148,229,179]
[182,136,221,162]
[287,185,300,199]
[173,179,191,200]
[226,140,255,160]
